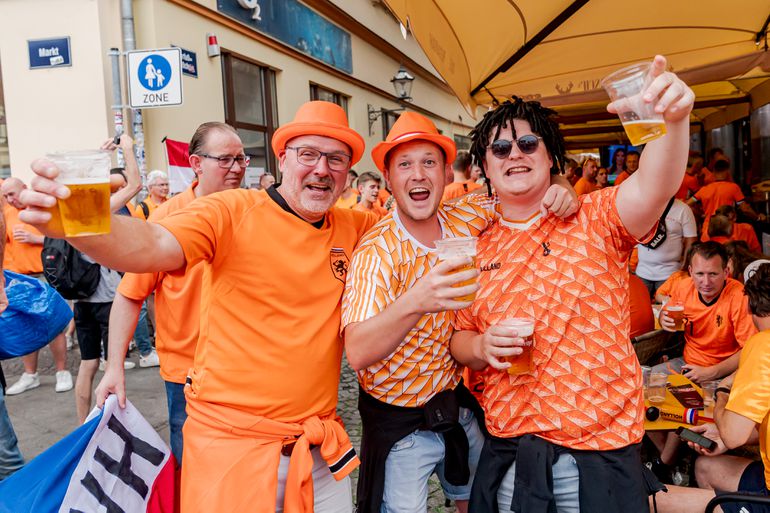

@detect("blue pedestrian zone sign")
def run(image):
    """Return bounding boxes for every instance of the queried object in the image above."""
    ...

[127,48,183,109]
[137,55,172,91]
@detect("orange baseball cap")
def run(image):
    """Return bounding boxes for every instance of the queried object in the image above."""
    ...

[271,101,365,165]
[371,112,457,174]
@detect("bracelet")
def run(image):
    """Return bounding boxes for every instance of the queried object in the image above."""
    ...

[714,386,731,400]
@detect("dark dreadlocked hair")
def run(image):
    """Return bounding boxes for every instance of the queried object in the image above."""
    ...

[469,97,566,195]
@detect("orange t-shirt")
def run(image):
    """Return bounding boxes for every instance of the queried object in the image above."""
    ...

[3,204,43,275]
[155,189,375,422]
[629,274,654,339]
[442,179,483,202]
[655,270,688,299]
[667,277,757,367]
[352,202,389,220]
[726,330,770,489]
[614,170,632,186]
[334,191,358,209]
[695,181,745,237]
[734,223,762,253]
[456,187,648,450]
[118,184,200,384]
[573,177,600,196]
[342,195,497,407]
[132,196,165,220]
[676,173,700,200]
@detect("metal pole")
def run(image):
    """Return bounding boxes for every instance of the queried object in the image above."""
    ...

[109,48,125,167]
[120,0,146,180]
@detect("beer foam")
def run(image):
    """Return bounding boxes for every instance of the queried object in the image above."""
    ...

[621,119,666,126]
[666,305,685,312]
[57,177,110,185]
[501,319,534,337]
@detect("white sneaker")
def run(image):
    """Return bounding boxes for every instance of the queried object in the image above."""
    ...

[99,359,136,371]
[6,372,40,395]
[139,350,160,368]
[55,370,73,392]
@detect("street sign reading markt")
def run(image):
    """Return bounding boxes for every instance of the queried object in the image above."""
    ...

[127,48,183,109]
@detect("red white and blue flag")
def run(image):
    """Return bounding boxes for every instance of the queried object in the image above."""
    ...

[163,137,194,195]
[0,396,175,512]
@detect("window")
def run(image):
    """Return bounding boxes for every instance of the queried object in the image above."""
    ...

[222,53,278,181]
[310,83,348,114]
[382,110,400,139]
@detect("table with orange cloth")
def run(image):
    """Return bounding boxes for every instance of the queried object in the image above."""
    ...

[644,373,714,431]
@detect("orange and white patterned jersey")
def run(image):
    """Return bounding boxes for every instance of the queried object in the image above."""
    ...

[342,195,497,407]
[456,187,649,450]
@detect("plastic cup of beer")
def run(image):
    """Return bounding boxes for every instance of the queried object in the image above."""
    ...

[498,318,535,375]
[665,301,686,331]
[434,236,478,301]
[46,150,112,237]
[648,372,668,404]
[601,62,667,146]
[701,381,718,417]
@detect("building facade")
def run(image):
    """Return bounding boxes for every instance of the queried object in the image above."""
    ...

[0,0,476,185]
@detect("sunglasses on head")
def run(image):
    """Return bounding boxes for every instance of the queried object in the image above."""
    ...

[489,135,543,158]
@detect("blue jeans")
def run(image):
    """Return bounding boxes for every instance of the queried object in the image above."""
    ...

[497,452,580,513]
[0,387,24,480]
[165,381,187,466]
[381,407,484,511]
[134,301,153,356]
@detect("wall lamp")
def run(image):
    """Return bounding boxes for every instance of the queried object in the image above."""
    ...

[368,65,415,136]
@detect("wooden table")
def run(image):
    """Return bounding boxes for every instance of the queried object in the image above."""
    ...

[644,374,713,431]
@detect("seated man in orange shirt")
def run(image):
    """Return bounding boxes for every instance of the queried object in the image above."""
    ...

[352,171,388,219]
[654,262,770,513]
[450,55,693,513]
[19,101,377,512]
[96,122,247,467]
[657,242,757,382]
[573,156,600,195]
[442,151,483,201]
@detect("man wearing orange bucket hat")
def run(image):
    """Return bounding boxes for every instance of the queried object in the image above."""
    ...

[18,101,377,512]
[342,112,577,513]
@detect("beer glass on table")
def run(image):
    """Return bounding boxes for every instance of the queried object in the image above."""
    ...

[46,150,112,237]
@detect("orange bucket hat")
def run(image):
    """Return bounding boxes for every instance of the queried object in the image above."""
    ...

[271,101,365,165]
[371,112,457,174]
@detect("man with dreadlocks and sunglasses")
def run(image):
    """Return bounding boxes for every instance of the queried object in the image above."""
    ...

[450,55,695,512]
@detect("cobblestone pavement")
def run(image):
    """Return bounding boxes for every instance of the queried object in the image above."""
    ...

[4,346,454,511]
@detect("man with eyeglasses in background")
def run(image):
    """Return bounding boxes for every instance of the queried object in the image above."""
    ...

[95,122,247,469]
[18,101,375,512]
[450,56,694,512]
[133,170,169,220]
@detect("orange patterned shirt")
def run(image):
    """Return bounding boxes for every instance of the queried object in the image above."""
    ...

[342,195,497,407]
[456,187,647,450]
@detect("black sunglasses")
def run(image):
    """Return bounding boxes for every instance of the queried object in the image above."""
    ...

[489,135,543,158]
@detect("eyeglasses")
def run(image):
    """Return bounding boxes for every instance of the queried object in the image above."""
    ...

[488,135,543,158]
[286,146,351,172]
[198,153,251,169]
[150,182,169,188]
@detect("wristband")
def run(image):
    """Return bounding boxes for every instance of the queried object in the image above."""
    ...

[714,386,731,400]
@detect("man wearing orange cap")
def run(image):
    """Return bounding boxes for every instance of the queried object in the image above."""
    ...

[342,112,577,513]
[18,101,376,512]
